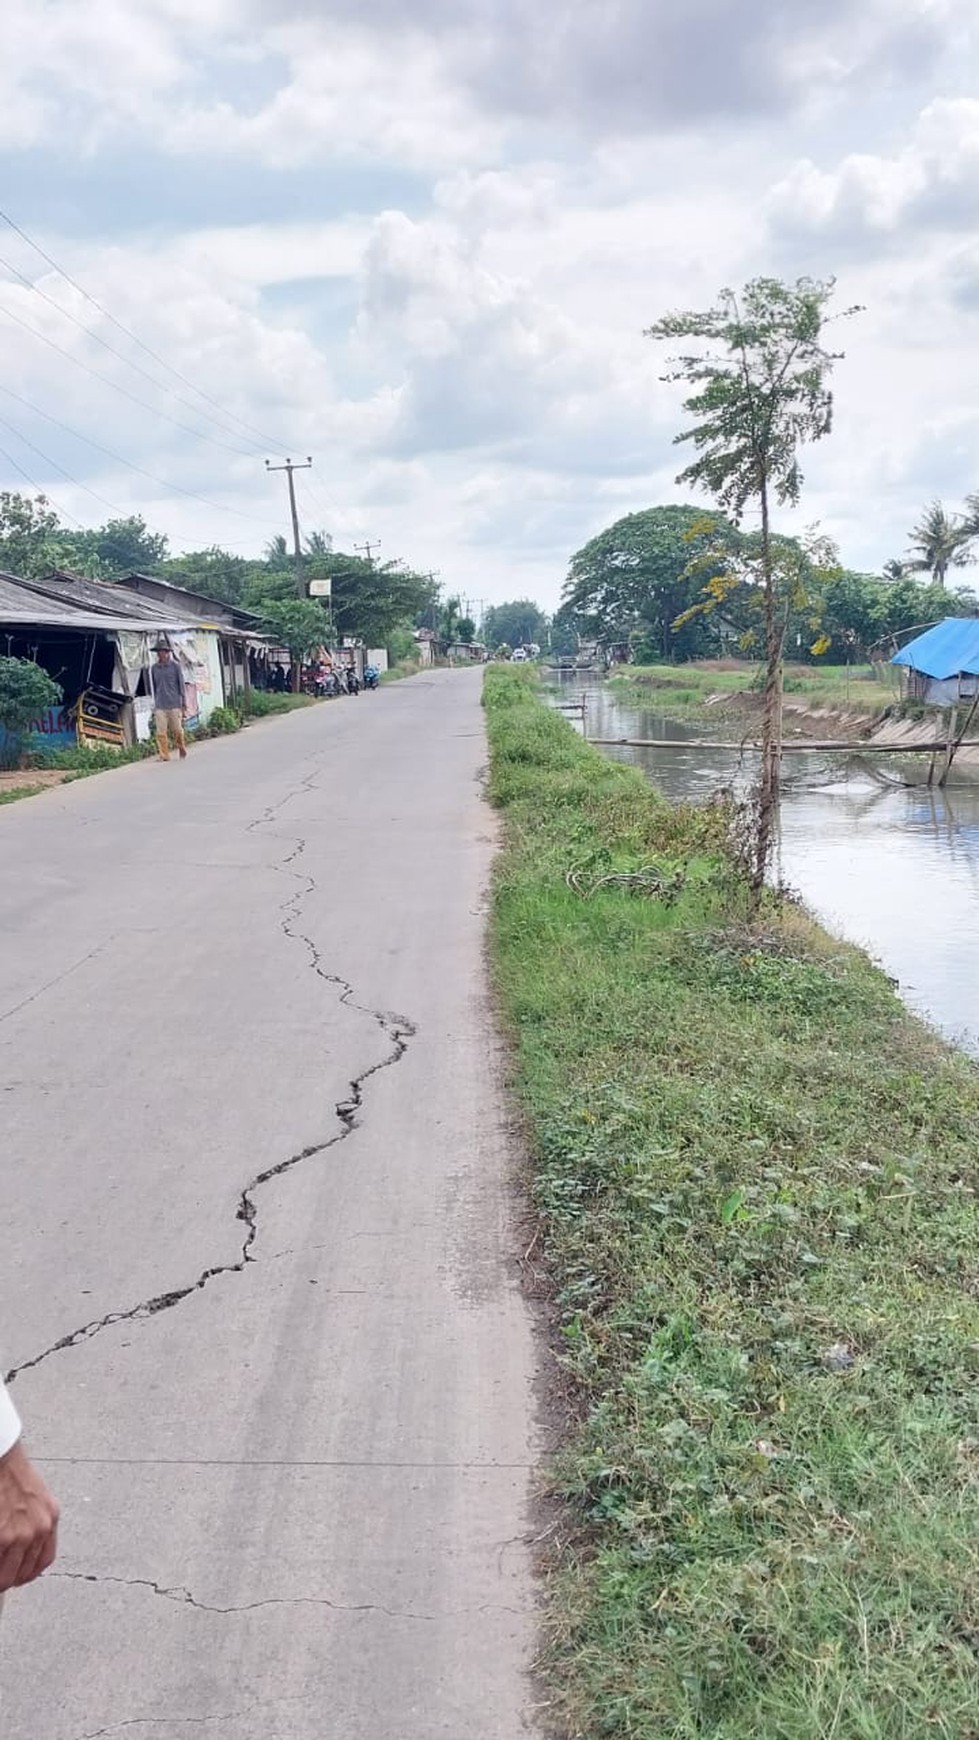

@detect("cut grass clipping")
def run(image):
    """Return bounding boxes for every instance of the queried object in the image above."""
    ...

[485,664,979,1740]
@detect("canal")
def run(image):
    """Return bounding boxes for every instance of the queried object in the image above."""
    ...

[557,679,979,1055]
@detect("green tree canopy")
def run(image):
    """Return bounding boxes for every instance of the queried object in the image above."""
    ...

[159,547,264,607]
[482,600,548,652]
[260,599,330,688]
[326,554,435,646]
[561,505,736,661]
[55,515,169,576]
[0,492,62,577]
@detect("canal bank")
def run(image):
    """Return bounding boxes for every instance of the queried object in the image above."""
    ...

[486,665,979,1740]
[557,677,979,1055]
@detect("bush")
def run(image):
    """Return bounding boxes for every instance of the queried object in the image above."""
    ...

[203,705,242,735]
[0,656,63,768]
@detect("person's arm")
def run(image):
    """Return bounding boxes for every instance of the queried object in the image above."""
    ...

[0,1378,59,1592]
[177,660,188,714]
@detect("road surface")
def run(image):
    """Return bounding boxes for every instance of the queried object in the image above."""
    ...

[0,670,541,1739]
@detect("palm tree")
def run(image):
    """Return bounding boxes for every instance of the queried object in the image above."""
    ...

[265,534,289,567]
[304,530,333,557]
[904,501,971,589]
[882,558,906,582]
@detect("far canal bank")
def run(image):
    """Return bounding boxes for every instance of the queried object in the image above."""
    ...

[486,664,979,1740]
[553,675,979,1055]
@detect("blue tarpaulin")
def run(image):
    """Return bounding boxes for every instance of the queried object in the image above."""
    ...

[891,618,979,679]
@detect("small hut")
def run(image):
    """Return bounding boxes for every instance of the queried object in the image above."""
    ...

[891,618,979,705]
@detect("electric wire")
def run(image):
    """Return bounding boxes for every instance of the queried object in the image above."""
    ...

[0,380,284,530]
[0,440,86,528]
[0,293,265,459]
[0,207,300,455]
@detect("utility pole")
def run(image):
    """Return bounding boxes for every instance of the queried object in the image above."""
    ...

[355,540,380,566]
[266,457,312,597]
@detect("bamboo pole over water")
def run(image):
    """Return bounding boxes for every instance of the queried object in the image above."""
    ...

[585,737,979,754]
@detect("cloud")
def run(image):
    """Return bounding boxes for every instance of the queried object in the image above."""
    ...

[768,98,979,253]
[0,1,977,611]
[253,0,968,133]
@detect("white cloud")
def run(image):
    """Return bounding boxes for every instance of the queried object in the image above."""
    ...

[768,98,979,249]
[0,2,977,610]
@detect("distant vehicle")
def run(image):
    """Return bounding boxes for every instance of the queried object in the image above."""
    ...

[510,647,530,662]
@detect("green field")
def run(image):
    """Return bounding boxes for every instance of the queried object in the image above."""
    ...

[609,661,894,722]
[486,664,979,1740]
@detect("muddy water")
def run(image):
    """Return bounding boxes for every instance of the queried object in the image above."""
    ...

[554,680,979,1055]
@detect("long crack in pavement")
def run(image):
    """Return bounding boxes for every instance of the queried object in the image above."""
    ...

[50,1571,439,1623]
[5,787,416,1387]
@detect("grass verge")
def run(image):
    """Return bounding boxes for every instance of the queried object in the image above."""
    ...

[0,782,45,804]
[240,691,316,718]
[485,663,979,1740]
[609,661,892,725]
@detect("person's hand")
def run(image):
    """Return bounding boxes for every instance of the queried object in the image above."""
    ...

[0,1441,59,1591]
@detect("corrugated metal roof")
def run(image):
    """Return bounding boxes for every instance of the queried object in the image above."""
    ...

[119,572,261,629]
[891,617,979,679]
[19,571,192,626]
[0,572,195,632]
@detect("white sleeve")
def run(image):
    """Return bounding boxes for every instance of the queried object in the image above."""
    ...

[0,1377,21,1458]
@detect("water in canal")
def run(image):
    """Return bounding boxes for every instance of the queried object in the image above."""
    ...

[553,679,979,1055]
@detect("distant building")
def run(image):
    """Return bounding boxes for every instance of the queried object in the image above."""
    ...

[891,618,979,707]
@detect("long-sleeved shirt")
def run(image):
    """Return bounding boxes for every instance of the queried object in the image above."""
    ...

[150,657,186,711]
[0,1375,20,1458]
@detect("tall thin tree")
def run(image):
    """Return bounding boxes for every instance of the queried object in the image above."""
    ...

[646,276,859,893]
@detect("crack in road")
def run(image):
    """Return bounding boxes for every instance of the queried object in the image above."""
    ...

[51,1571,438,1623]
[5,794,416,1389]
[72,1696,315,1740]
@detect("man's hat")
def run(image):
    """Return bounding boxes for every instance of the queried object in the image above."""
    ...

[154,638,171,651]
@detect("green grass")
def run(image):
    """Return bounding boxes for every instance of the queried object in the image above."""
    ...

[485,665,979,1740]
[381,659,424,682]
[241,690,316,717]
[41,741,157,772]
[0,782,46,804]
[610,662,893,722]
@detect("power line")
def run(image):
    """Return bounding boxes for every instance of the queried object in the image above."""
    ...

[0,207,298,457]
[0,409,125,516]
[0,294,268,461]
[0,440,86,528]
[0,248,268,458]
[0,380,284,529]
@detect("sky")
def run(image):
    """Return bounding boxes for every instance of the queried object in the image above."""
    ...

[0,0,977,613]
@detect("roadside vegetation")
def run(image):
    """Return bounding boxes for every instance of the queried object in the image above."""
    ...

[608,660,892,726]
[486,664,979,1740]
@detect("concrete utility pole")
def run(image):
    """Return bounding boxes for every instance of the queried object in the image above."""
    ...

[355,540,380,566]
[266,457,312,597]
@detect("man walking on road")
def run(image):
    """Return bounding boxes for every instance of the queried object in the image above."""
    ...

[0,1373,59,1595]
[150,642,188,762]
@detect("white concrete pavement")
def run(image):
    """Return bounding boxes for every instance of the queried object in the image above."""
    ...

[0,670,541,1739]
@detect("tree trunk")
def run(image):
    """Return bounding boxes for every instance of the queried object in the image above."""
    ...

[292,660,302,694]
[752,480,782,899]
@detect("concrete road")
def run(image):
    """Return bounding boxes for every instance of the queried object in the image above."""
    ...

[0,671,541,1739]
